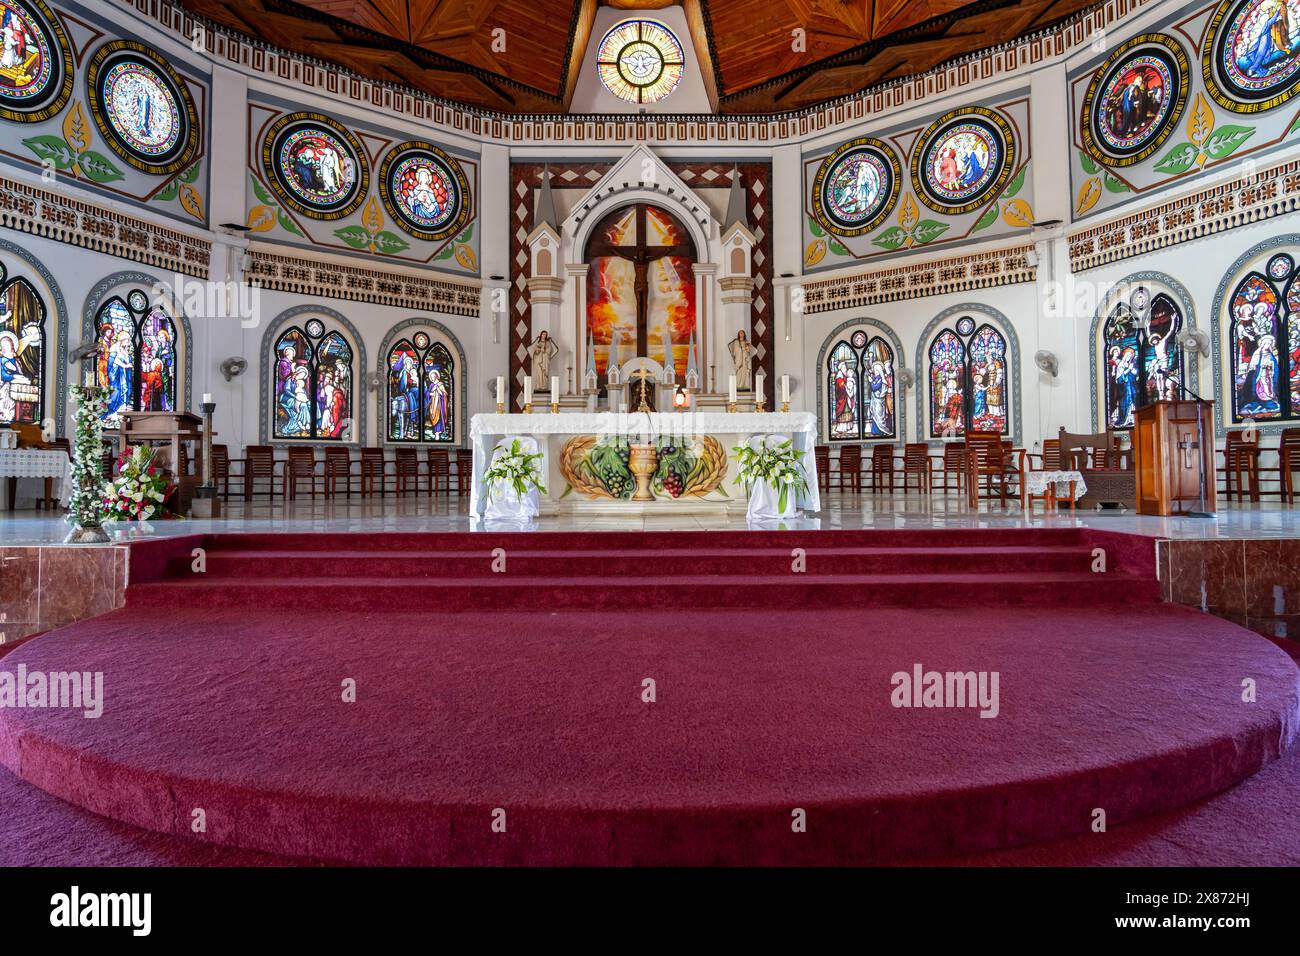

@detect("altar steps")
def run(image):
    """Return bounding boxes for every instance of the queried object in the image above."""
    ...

[126,528,1161,611]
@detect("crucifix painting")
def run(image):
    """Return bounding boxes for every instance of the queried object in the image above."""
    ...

[585,203,696,381]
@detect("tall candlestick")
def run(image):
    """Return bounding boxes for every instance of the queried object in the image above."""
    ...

[523,375,533,406]
[550,375,559,398]
[728,375,737,403]
[781,375,790,404]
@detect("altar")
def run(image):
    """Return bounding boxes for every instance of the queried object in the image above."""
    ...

[468,411,821,518]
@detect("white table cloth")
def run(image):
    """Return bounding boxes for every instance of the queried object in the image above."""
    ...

[468,411,821,518]
[0,447,73,504]
[1024,469,1087,500]
[484,436,542,521]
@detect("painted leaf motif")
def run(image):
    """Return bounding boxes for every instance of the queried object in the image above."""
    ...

[457,223,474,243]
[870,227,907,250]
[804,238,828,265]
[250,176,275,205]
[1202,124,1255,160]
[180,162,202,184]
[62,101,90,155]
[77,150,125,183]
[1102,173,1130,193]
[276,210,304,236]
[154,179,181,202]
[372,230,410,255]
[807,217,825,238]
[246,205,276,233]
[1078,151,1100,175]
[179,184,204,220]
[22,135,75,170]
[334,225,372,249]
[1002,165,1027,198]
[1075,177,1102,215]
[1185,92,1214,147]
[1290,113,1300,135]
[911,220,950,245]
[828,239,849,256]
[971,203,999,233]
[1001,198,1034,228]
[435,242,457,261]
[362,196,384,234]
[1153,142,1199,175]
[454,244,477,270]
[898,193,919,229]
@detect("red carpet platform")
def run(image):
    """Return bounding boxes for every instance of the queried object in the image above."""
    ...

[2,529,1297,865]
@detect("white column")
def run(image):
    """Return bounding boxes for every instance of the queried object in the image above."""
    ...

[692,263,718,391]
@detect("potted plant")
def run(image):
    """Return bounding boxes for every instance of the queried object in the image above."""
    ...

[483,437,547,520]
[733,435,809,520]
[101,445,183,522]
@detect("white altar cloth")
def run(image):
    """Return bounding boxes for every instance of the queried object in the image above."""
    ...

[468,411,821,518]
[0,448,73,505]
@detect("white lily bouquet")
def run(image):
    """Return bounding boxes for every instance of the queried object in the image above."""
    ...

[733,435,809,519]
[483,437,547,519]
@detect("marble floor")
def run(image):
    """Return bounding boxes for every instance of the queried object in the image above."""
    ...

[3,491,1299,545]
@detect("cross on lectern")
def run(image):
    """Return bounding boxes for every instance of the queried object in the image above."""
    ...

[587,203,694,359]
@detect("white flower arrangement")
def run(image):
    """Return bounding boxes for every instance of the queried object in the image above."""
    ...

[101,444,182,522]
[483,439,548,502]
[732,437,809,514]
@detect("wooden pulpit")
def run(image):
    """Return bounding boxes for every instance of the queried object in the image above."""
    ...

[119,410,205,514]
[1133,400,1216,516]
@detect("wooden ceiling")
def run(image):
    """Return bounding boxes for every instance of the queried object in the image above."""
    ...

[177,0,1098,114]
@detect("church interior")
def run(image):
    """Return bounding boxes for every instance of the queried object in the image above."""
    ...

[1,0,1299,878]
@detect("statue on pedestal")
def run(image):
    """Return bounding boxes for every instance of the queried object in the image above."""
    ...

[529,331,559,388]
[728,330,755,391]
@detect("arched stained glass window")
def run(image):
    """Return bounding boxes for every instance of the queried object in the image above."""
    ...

[0,265,45,426]
[387,335,454,443]
[1102,288,1184,428]
[825,331,896,441]
[1228,253,1300,422]
[91,290,178,428]
[927,321,1010,437]
[273,319,354,440]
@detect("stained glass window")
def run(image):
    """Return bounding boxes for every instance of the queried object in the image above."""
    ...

[1102,289,1185,428]
[596,20,685,105]
[91,291,178,428]
[387,336,454,443]
[273,320,353,440]
[0,265,44,426]
[826,332,896,441]
[928,322,1010,437]
[1228,255,1300,421]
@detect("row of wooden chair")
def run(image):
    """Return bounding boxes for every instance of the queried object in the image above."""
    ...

[207,445,474,501]
[814,442,973,497]
[1217,427,1300,503]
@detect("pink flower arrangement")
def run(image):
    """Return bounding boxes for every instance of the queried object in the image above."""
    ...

[101,445,182,522]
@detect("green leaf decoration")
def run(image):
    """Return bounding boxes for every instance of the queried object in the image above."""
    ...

[77,150,125,184]
[435,242,456,260]
[808,217,825,238]
[1078,151,1100,175]
[154,180,181,202]
[1154,142,1199,175]
[828,239,849,256]
[276,210,304,236]
[1002,165,1027,198]
[870,226,907,250]
[22,135,75,170]
[180,162,202,184]
[1102,173,1130,193]
[372,230,410,255]
[457,222,474,243]
[1203,124,1255,160]
[250,176,275,205]
[912,219,951,244]
[1289,113,1300,135]
[971,203,999,233]
[333,225,372,249]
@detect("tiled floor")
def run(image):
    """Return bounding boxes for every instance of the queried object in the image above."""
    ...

[3,491,1300,545]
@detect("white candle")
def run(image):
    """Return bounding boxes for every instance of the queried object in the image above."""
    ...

[202,393,212,405]
[550,375,559,398]
[728,375,737,403]
[781,375,790,403]
[523,375,533,405]
[496,376,504,406]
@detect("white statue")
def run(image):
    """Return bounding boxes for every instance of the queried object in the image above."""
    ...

[529,330,559,387]
[728,330,755,391]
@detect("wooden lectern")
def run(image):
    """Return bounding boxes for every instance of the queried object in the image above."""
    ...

[119,410,205,514]
[1132,400,1216,516]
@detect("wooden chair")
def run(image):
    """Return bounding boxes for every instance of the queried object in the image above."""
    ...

[830,445,861,493]
[1029,438,1061,472]
[1219,431,1261,502]
[242,445,277,501]
[426,448,451,496]
[454,449,474,496]
[323,446,354,498]
[934,443,965,495]
[210,443,230,499]
[394,447,420,496]
[813,445,830,494]
[284,447,320,500]
[1281,427,1300,503]
[965,431,1024,508]
[900,443,933,494]
[360,447,389,497]
[868,443,895,493]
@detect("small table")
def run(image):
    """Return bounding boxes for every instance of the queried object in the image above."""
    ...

[0,447,72,510]
[1025,469,1087,511]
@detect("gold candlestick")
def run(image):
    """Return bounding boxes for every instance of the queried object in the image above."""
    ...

[551,401,560,414]
[755,397,767,413]
[727,401,737,414]
[780,401,790,413]
[496,401,505,414]
[523,403,533,414]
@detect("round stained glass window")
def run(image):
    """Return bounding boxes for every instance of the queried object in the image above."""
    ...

[0,0,73,123]
[127,290,148,312]
[378,141,471,242]
[596,19,685,104]
[1269,253,1295,279]
[261,112,369,221]
[956,316,976,336]
[1204,0,1300,112]
[811,137,900,237]
[911,107,1016,215]
[1081,34,1189,167]
[86,40,198,174]
[851,330,868,348]
[413,332,430,349]
[305,318,325,338]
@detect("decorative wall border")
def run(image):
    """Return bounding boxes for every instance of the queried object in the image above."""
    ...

[1068,157,1300,272]
[814,317,908,445]
[800,244,1036,314]
[244,249,480,316]
[120,0,1151,143]
[376,317,469,448]
[1209,232,1300,438]
[1087,271,1200,432]
[80,269,195,417]
[0,175,210,278]
[914,303,1023,445]
[0,236,69,437]
[258,303,367,446]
